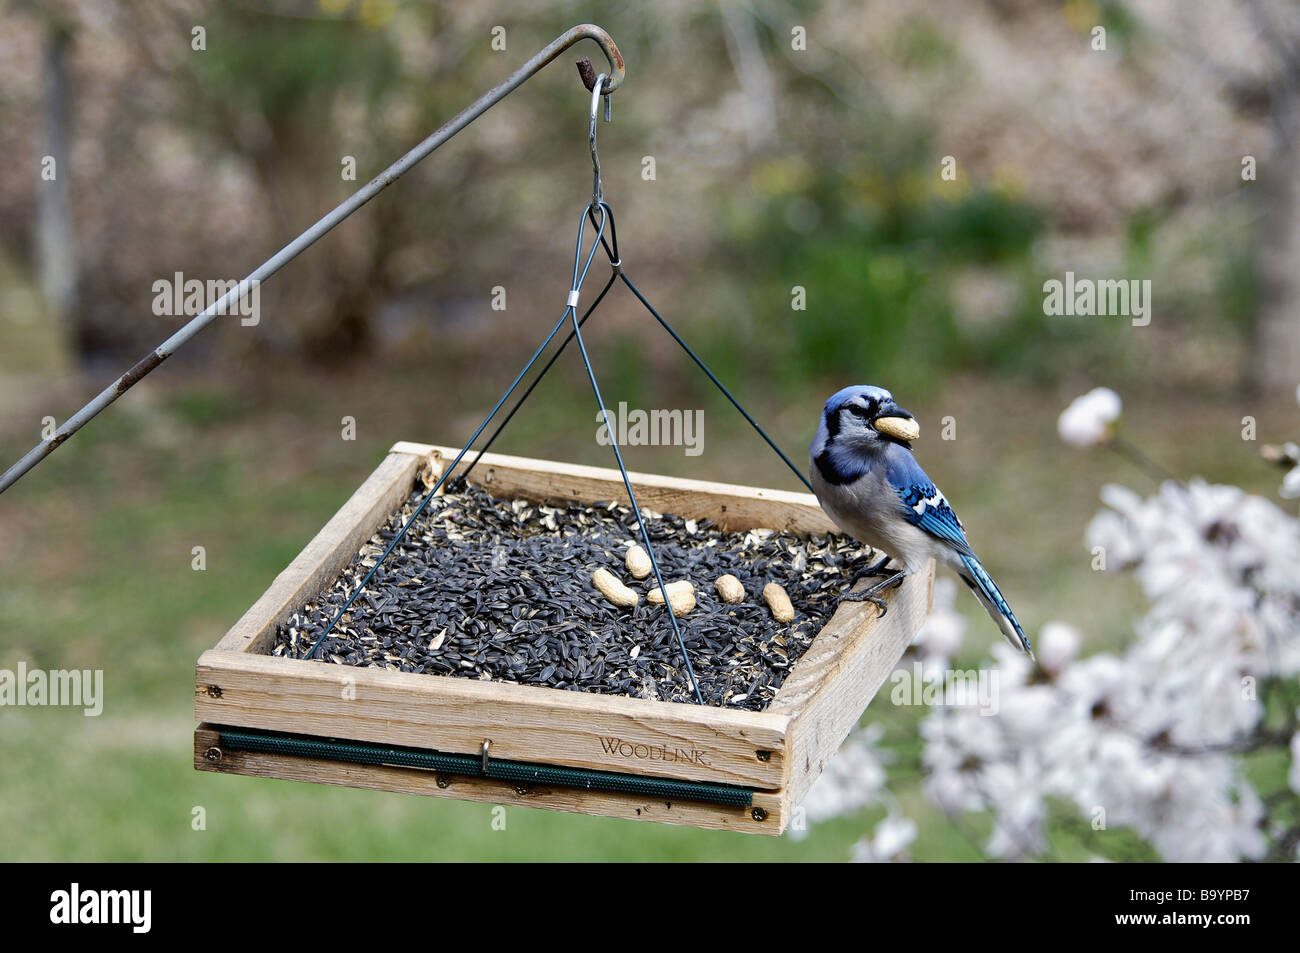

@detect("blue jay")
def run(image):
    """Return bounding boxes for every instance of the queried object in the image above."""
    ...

[809,385,1033,657]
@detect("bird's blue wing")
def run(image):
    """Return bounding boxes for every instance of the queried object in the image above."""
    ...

[882,445,1031,655]
[884,447,976,558]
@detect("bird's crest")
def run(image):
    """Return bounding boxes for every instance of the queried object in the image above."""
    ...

[823,384,894,416]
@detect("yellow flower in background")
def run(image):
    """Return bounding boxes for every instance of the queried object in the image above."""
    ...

[897,169,928,207]
[1062,0,1100,33]
[752,157,815,198]
[851,169,888,207]
[360,0,397,30]
[992,164,1028,201]
[901,166,969,207]
[318,0,352,16]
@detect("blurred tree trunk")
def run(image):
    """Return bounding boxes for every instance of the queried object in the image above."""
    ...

[1248,0,1300,392]
[35,22,77,338]
[719,1,777,150]
[1255,127,1300,393]
[245,126,380,362]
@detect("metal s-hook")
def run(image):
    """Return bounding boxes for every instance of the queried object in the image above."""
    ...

[588,73,609,209]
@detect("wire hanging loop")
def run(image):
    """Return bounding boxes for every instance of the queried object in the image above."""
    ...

[569,199,610,312]
[588,72,611,210]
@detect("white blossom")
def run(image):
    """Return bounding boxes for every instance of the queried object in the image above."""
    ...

[909,577,965,669]
[1058,387,1122,447]
[1036,622,1082,676]
[851,812,918,863]
[1280,442,1300,500]
[921,477,1297,861]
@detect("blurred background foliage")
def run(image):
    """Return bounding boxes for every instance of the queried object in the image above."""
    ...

[1,0,1299,860]
[5,0,1296,393]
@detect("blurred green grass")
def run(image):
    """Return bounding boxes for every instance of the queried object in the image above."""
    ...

[0,358,1292,860]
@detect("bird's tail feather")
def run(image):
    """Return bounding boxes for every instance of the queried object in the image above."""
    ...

[957,554,1033,658]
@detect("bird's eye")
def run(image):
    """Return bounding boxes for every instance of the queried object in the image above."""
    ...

[848,404,870,418]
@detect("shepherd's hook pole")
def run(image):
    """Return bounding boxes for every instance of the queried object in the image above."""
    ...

[0,24,625,495]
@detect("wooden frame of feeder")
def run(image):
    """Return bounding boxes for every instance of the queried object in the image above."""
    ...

[194,442,933,835]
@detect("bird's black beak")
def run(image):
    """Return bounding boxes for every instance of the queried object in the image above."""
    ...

[873,400,913,423]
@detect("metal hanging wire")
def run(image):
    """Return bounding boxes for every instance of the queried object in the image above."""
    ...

[617,274,814,494]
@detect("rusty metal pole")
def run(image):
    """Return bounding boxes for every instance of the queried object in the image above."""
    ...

[0,24,625,495]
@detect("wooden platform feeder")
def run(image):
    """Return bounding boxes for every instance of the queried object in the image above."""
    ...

[194,442,933,835]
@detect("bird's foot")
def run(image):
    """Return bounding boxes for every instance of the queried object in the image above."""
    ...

[841,569,907,617]
[859,552,896,577]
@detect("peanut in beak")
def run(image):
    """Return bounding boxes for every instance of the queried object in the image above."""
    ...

[874,416,920,442]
